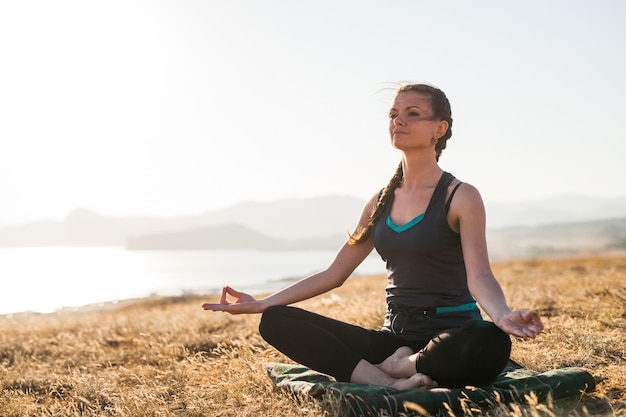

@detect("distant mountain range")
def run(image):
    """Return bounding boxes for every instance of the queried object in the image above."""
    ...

[126,223,347,251]
[1,194,625,260]
[0,195,363,247]
[485,194,626,229]
[486,217,626,261]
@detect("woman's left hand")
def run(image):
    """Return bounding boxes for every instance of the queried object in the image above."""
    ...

[497,309,544,338]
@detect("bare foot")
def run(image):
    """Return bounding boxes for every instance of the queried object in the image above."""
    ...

[350,359,436,390]
[376,346,415,378]
[390,373,438,391]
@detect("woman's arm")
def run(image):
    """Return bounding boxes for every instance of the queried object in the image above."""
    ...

[202,193,378,314]
[450,183,544,338]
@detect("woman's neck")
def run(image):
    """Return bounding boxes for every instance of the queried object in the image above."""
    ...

[400,154,443,191]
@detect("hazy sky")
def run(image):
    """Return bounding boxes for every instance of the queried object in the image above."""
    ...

[1,0,625,226]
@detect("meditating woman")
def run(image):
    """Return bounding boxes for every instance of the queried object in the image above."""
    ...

[202,83,544,389]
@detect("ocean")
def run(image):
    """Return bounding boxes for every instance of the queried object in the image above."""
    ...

[0,247,387,315]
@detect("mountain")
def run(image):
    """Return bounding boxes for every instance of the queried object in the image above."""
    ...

[486,195,626,228]
[126,224,346,251]
[127,223,286,250]
[125,217,626,260]
[486,217,626,261]
[0,208,190,247]
[184,196,365,239]
[0,195,364,247]
[0,194,625,256]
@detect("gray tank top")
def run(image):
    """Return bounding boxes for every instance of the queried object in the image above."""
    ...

[373,172,475,309]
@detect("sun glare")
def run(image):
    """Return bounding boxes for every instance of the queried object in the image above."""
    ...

[0,247,153,314]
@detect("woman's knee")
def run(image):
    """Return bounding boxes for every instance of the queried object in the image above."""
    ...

[258,305,291,342]
[462,320,511,380]
[465,320,511,350]
[416,320,511,386]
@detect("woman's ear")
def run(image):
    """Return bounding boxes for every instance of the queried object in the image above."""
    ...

[435,120,449,139]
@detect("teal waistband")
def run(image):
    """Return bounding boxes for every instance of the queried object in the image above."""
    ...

[435,301,478,314]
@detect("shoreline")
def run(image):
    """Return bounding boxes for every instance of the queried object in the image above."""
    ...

[2,277,381,320]
[0,247,387,317]
[4,250,625,319]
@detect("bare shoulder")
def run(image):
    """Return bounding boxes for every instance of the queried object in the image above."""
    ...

[355,190,384,224]
[451,180,483,202]
[363,190,382,211]
[367,189,383,204]
[448,180,486,220]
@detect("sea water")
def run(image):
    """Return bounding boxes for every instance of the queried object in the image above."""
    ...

[0,247,386,315]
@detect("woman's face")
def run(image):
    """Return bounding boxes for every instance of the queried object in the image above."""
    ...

[388,91,447,152]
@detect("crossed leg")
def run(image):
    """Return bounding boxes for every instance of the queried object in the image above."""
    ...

[351,358,437,390]
[376,346,417,378]
[376,320,512,387]
[259,305,437,389]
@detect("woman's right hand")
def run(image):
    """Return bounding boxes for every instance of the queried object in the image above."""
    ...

[202,286,263,315]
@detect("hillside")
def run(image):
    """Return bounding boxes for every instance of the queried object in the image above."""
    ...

[0,195,364,247]
[1,195,625,259]
[487,217,626,260]
[125,217,626,261]
[126,223,347,251]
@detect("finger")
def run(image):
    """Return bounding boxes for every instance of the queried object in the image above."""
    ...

[224,286,243,298]
[529,321,544,334]
[219,287,229,304]
[202,303,225,311]
[517,323,543,338]
[510,327,532,338]
[518,309,539,323]
[526,310,544,332]
[503,318,536,338]
[514,329,536,339]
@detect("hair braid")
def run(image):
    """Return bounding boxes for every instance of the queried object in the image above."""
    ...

[348,162,403,245]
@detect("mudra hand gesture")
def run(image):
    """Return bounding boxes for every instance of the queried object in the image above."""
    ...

[497,309,544,339]
[202,286,261,315]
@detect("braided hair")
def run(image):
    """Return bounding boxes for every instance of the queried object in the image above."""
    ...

[348,83,453,245]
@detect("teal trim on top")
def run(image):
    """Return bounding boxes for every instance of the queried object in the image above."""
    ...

[386,213,425,232]
[435,301,478,314]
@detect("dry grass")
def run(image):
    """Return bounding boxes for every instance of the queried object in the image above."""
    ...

[0,255,624,416]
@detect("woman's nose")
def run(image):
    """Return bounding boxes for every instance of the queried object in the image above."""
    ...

[393,115,405,126]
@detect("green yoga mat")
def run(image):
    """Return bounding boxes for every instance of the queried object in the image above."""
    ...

[266,360,595,416]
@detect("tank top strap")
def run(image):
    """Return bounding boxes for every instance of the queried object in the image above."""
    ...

[426,172,455,214]
[445,181,463,213]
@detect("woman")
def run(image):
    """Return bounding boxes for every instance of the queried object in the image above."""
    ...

[202,83,544,390]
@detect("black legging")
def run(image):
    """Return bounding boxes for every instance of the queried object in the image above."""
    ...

[259,305,511,387]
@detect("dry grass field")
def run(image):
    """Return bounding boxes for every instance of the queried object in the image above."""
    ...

[0,255,625,416]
